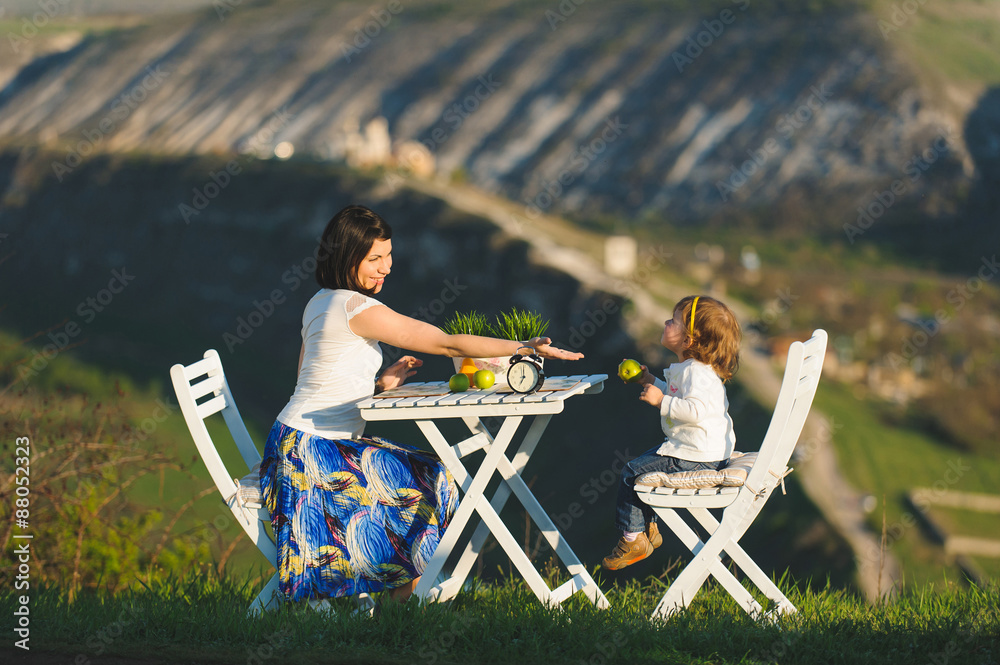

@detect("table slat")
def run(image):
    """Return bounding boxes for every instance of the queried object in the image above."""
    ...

[359,375,607,420]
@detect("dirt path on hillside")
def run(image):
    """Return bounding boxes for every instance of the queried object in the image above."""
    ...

[404,177,901,601]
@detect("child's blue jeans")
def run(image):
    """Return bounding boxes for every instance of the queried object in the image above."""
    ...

[615,446,725,533]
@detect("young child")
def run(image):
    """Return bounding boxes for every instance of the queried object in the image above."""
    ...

[602,295,741,570]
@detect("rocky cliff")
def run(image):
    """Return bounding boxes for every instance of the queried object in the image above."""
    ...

[0,0,972,227]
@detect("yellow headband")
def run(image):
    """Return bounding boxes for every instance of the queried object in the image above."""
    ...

[689,296,700,335]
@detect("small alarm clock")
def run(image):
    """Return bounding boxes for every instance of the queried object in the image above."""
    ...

[507,346,545,394]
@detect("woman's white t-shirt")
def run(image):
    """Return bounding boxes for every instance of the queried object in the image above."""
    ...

[277,289,383,439]
[651,358,736,462]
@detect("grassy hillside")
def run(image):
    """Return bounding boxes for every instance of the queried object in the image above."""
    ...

[0,329,269,593]
[870,0,1000,114]
[813,381,1000,586]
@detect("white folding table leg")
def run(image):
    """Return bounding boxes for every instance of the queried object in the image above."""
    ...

[414,413,606,609]
[688,508,796,615]
[413,416,521,601]
[416,420,475,490]
[454,415,607,608]
[435,415,553,601]
[494,454,609,609]
[412,419,477,600]
[472,491,555,606]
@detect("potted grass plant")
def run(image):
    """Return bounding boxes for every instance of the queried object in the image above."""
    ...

[440,308,551,384]
[490,308,549,342]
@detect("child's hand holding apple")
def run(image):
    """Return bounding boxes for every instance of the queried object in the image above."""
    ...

[619,359,655,386]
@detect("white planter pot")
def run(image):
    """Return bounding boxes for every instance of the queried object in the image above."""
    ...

[452,356,511,386]
[452,355,544,387]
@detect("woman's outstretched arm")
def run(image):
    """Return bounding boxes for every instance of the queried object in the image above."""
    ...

[349,304,583,360]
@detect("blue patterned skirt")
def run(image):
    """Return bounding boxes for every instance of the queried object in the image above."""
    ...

[259,421,459,601]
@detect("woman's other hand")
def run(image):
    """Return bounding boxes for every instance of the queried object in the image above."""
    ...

[379,356,423,391]
[526,337,584,361]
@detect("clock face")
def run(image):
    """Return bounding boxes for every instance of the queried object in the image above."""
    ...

[508,359,541,393]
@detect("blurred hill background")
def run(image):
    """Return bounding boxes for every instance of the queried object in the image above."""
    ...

[1,0,999,599]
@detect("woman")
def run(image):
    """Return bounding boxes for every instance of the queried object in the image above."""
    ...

[260,205,584,603]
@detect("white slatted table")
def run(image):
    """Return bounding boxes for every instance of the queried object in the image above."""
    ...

[358,373,609,609]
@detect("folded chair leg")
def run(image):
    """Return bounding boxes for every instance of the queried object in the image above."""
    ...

[653,538,764,620]
[654,507,705,554]
[704,560,764,617]
[724,546,796,616]
[650,510,765,619]
[651,508,713,617]
[688,508,796,615]
[248,573,281,616]
[354,593,376,617]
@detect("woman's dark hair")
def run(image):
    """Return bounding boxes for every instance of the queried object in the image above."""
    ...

[315,205,392,296]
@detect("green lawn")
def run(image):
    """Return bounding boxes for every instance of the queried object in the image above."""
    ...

[3,572,996,665]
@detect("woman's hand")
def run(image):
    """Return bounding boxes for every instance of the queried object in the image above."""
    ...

[378,356,423,391]
[639,383,663,408]
[526,337,584,361]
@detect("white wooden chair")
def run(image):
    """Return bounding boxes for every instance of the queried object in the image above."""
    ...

[170,349,375,617]
[635,329,828,620]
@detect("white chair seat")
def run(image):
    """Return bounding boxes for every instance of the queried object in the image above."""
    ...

[636,485,741,508]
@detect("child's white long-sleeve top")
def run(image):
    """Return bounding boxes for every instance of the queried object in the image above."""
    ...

[651,358,736,462]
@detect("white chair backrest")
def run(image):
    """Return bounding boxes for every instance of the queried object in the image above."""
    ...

[171,351,378,616]
[170,349,276,573]
[170,349,260,503]
[742,329,828,497]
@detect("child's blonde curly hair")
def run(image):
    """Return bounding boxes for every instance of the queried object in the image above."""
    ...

[675,295,741,382]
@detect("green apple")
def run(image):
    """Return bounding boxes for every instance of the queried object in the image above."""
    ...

[618,359,643,383]
[448,373,470,392]
[473,369,495,389]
